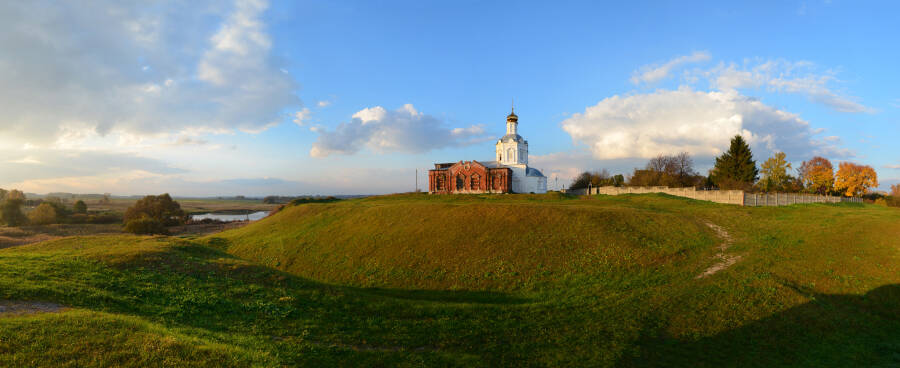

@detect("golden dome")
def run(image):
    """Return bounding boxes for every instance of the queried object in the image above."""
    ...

[507,107,518,122]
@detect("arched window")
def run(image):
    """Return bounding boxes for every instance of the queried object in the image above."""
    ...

[456,174,465,190]
[470,173,480,190]
[507,148,514,162]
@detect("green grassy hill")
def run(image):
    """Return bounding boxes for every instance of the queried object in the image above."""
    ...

[1,193,898,367]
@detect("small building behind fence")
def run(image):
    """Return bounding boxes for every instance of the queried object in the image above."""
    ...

[564,186,862,206]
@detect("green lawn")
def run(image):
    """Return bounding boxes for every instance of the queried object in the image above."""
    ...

[1,193,898,367]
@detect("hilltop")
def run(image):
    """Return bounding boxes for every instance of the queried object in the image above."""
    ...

[0,193,898,367]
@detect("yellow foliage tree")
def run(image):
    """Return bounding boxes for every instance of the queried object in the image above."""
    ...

[28,203,58,225]
[834,162,878,197]
[891,183,900,197]
[798,156,834,194]
[759,152,792,192]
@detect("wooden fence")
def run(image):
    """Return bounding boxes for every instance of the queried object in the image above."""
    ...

[564,186,861,207]
[742,192,862,206]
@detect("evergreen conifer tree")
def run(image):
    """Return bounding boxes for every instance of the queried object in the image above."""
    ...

[711,135,758,189]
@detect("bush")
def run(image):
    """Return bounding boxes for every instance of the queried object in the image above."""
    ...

[289,196,339,206]
[89,212,123,224]
[28,203,58,225]
[73,200,87,214]
[124,216,168,235]
[124,194,185,226]
[886,196,900,208]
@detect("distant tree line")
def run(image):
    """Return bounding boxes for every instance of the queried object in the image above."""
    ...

[568,135,889,203]
[569,169,624,190]
[263,195,340,204]
[0,189,121,226]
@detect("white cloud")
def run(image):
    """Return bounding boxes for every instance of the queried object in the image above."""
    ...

[699,60,871,113]
[0,0,299,147]
[317,100,332,107]
[352,106,388,124]
[292,108,311,126]
[631,51,711,85]
[8,156,42,165]
[884,164,900,169]
[561,87,847,161]
[310,104,489,157]
[0,148,185,186]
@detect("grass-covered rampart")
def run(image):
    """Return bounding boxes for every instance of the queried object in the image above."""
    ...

[0,193,897,366]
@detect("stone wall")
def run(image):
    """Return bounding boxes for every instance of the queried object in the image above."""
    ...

[585,186,745,205]
[565,186,861,206]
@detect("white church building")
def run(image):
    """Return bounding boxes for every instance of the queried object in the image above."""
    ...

[491,108,548,193]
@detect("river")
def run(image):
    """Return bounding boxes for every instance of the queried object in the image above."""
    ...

[190,211,269,222]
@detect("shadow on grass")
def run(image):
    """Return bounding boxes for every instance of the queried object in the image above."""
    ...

[199,236,529,305]
[621,284,900,367]
[20,237,532,339]
[352,287,530,305]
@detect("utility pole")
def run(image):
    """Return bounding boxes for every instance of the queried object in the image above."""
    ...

[415,168,418,193]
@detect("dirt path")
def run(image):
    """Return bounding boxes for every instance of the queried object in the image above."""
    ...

[695,222,741,279]
[0,300,65,317]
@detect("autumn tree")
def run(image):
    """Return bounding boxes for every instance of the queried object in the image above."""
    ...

[29,203,58,225]
[891,184,900,197]
[711,135,758,189]
[759,152,793,192]
[629,152,701,187]
[1,189,27,226]
[798,156,834,195]
[124,193,186,227]
[834,162,878,197]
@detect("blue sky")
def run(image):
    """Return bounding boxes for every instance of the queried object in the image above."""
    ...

[0,0,897,195]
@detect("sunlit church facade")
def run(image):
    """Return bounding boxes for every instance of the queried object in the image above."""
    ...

[428,109,547,194]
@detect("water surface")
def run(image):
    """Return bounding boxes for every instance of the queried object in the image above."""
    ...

[191,211,269,222]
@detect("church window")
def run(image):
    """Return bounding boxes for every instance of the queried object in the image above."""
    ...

[470,173,480,189]
[507,148,514,162]
[456,174,465,190]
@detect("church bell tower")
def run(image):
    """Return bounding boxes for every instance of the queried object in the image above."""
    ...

[496,104,528,166]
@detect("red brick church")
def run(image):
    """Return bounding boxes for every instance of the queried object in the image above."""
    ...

[428,161,512,193]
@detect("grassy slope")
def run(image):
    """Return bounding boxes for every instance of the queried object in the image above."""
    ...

[214,193,718,290]
[0,193,897,367]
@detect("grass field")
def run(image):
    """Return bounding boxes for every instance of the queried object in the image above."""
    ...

[1,193,898,367]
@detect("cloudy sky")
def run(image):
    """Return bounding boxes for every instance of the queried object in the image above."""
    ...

[1,0,898,195]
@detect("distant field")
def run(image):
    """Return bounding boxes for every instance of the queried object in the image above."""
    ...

[63,197,278,215]
[1,193,898,367]
[2,198,278,248]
